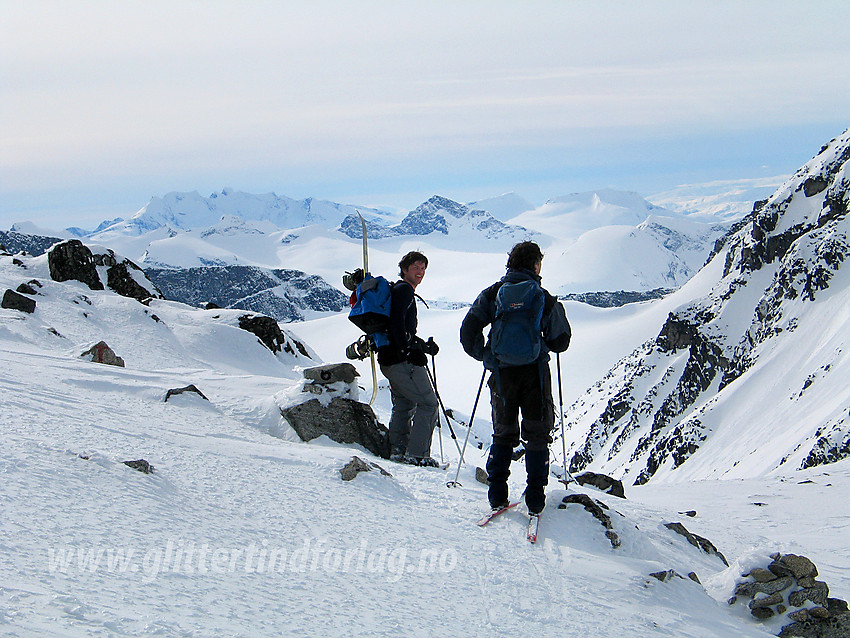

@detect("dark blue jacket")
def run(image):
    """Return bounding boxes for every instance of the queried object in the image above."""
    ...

[377,280,418,366]
[460,268,571,370]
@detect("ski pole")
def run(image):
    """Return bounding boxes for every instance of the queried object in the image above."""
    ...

[556,353,576,484]
[447,367,487,488]
[426,356,463,456]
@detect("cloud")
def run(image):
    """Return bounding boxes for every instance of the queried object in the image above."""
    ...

[2,0,849,226]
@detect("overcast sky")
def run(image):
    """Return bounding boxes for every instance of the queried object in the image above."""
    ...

[2,0,849,229]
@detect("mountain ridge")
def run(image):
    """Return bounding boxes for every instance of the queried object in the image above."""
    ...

[563,128,850,484]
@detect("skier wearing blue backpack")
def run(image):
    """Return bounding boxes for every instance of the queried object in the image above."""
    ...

[378,251,441,467]
[460,241,571,514]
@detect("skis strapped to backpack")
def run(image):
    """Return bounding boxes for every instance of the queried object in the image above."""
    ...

[343,212,390,406]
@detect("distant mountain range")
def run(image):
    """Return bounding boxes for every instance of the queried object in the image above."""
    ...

[2,184,751,310]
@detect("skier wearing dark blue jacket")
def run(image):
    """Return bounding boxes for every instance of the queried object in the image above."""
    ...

[460,241,571,514]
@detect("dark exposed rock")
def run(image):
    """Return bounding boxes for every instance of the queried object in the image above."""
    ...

[281,398,390,459]
[0,229,63,256]
[574,471,626,498]
[788,582,829,607]
[238,314,310,357]
[123,459,154,474]
[106,260,158,302]
[649,569,681,583]
[15,281,39,295]
[2,289,36,313]
[145,265,348,322]
[663,522,728,565]
[48,240,103,290]
[80,341,125,367]
[746,567,778,583]
[773,554,818,579]
[558,493,621,548]
[803,176,828,197]
[339,456,392,481]
[561,288,673,308]
[303,363,358,385]
[732,551,850,634]
[164,384,209,402]
[47,239,162,301]
[750,592,784,609]
[750,606,775,620]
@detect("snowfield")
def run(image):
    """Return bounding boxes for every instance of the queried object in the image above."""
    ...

[2,247,848,637]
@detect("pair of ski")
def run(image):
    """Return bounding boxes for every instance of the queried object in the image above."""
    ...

[476,501,540,543]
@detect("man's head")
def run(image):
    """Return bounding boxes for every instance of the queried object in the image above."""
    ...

[506,241,543,273]
[399,251,428,288]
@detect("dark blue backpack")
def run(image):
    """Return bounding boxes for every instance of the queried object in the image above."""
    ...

[490,280,545,366]
[348,274,392,349]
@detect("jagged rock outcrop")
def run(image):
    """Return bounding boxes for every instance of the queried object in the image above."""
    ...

[574,472,626,498]
[563,129,850,484]
[664,522,727,566]
[558,493,622,548]
[47,239,163,301]
[237,314,311,358]
[48,240,104,290]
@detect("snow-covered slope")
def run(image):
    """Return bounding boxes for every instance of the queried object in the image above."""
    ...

[3,231,848,636]
[564,129,850,485]
[510,189,669,239]
[467,192,535,220]
[649,176,786,221]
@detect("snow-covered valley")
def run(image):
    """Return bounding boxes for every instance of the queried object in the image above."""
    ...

[3,129,850,636]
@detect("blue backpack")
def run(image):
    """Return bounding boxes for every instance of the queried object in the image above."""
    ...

[348,274,392,349]
[490,280,545,366]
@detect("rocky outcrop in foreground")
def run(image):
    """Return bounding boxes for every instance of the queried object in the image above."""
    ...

[730,552,850,637]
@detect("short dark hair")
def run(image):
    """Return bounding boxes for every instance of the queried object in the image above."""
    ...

[399,251,428,277]
[506,241,543,271]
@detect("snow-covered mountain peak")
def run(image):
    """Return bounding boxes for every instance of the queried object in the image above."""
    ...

[510,189,671,240]
[92,190,390,238]
[564,128,850,486]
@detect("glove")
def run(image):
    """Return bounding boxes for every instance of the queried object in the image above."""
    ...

[422,337,439,356]
[406,347,428,367]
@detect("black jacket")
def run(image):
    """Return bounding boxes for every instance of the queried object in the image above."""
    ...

[460,268,571,370]
[377,280,419,366]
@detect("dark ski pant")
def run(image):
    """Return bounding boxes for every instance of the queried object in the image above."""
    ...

[380,361,438,459]
[486,362,554,511]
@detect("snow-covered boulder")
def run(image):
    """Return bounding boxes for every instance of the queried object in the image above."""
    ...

[280,398,391,459]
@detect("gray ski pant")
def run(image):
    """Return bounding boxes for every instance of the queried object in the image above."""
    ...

[380,361,438,458]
